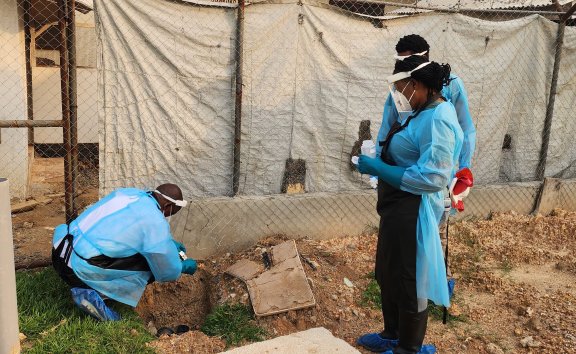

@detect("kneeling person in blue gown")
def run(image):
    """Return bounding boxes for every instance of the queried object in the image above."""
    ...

[51,183,197,321]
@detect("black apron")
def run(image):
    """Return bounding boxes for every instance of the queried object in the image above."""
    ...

[374,99,441,313]
[375,120,421,313]
[52,226,153,289]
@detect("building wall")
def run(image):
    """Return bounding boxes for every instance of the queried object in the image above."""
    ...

[32,67,98,144]
[0,0,28,199]
[32,12,98,144]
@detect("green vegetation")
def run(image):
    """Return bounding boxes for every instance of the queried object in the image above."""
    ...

[17,268,155,354]
[201,303,266,347]
[360,272,382,309]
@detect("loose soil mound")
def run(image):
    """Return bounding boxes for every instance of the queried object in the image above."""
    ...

[137,269,212,330]
[148,330,225,354]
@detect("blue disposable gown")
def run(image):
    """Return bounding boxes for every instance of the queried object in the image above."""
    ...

[52,188,182,307]
[381,102,463,307]
[377,74,476,169]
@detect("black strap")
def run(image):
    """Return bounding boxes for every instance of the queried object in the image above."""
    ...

[64,224,151,272]
[84,253,151,272]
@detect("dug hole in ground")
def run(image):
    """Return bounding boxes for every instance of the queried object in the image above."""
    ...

[11,181,576,353]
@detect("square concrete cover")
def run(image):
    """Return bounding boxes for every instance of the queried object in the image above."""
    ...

[229,240,316,317]
[225,259,263,281]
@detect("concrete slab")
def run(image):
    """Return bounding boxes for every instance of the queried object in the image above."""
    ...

[220,327,360,354]
[247,240,315,317]
[225,259,263,281]
[271,239,298,264]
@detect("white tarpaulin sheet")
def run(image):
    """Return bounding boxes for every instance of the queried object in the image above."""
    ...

[94,0,576,198]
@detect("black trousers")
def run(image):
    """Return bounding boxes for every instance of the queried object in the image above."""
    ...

[376,181,421,314]
[52,234,90,289]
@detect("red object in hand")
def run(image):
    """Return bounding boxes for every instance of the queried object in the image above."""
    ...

[452,168,474,195]
[450,168,474,212]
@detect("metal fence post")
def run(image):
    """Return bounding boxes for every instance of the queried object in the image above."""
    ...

[58,0,78,223]
[66,0,79,213]
[0,178,21,354]
[232,0,245,196]
[536,14,566,181]
[23,0,34,146]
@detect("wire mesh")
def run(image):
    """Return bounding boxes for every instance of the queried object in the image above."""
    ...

[1,0,575,247]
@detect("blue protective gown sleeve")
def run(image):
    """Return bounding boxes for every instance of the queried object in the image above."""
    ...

[140,226,182,282]
[443,76,476,169]
[400,105,461,195]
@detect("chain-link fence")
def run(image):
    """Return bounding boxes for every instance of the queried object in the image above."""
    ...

[1,0,575,255]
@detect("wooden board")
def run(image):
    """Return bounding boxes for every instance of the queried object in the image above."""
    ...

[11,200,39,214]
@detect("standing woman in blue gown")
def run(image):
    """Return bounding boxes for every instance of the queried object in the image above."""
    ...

[356,55,464,354]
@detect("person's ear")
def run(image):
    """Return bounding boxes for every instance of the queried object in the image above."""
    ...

[412,80,424,91]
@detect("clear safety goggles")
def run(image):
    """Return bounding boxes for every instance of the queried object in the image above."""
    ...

[154,190,188,207]
[386,61,431,84]
[394,50,428,61]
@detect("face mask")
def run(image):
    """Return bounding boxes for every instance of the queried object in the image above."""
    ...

[390,83,415,120]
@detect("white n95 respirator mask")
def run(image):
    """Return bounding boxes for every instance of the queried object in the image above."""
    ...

[386,61,432,120]
[389,84,414,120]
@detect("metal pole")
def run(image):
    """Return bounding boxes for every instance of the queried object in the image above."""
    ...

[0,179,21,354]
[0,120,63,128]
[536,16,566,180]
[23,0,34,146]
[232,0,245,196]
[58,0,75,223]
[66,0,79,219]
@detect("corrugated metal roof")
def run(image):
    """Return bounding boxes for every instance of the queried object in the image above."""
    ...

[408,0,572,10]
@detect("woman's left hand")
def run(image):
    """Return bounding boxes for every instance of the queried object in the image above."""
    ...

[358,155,406,189]
[358,155,383,176]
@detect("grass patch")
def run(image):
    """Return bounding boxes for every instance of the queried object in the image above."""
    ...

[17,268,155,354]
[428,299,467,325]
[360,272,382,309]
[201,303,266,347]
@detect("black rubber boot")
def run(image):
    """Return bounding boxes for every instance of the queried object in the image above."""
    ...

[393,309,428,354]
[379,295,399,340]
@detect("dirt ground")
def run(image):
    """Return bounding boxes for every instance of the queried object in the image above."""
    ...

[11,153,98,269]
[147,210,576,354]
[11,173,576,353]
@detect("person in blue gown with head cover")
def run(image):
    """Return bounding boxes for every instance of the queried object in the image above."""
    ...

[378,34,476,306]
[356,55,463,354]
[51,183,197,321]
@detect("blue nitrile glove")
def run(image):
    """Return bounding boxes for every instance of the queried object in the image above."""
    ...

[181,259,197,275]
[358,155,405,189]
[173,240,186,253]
